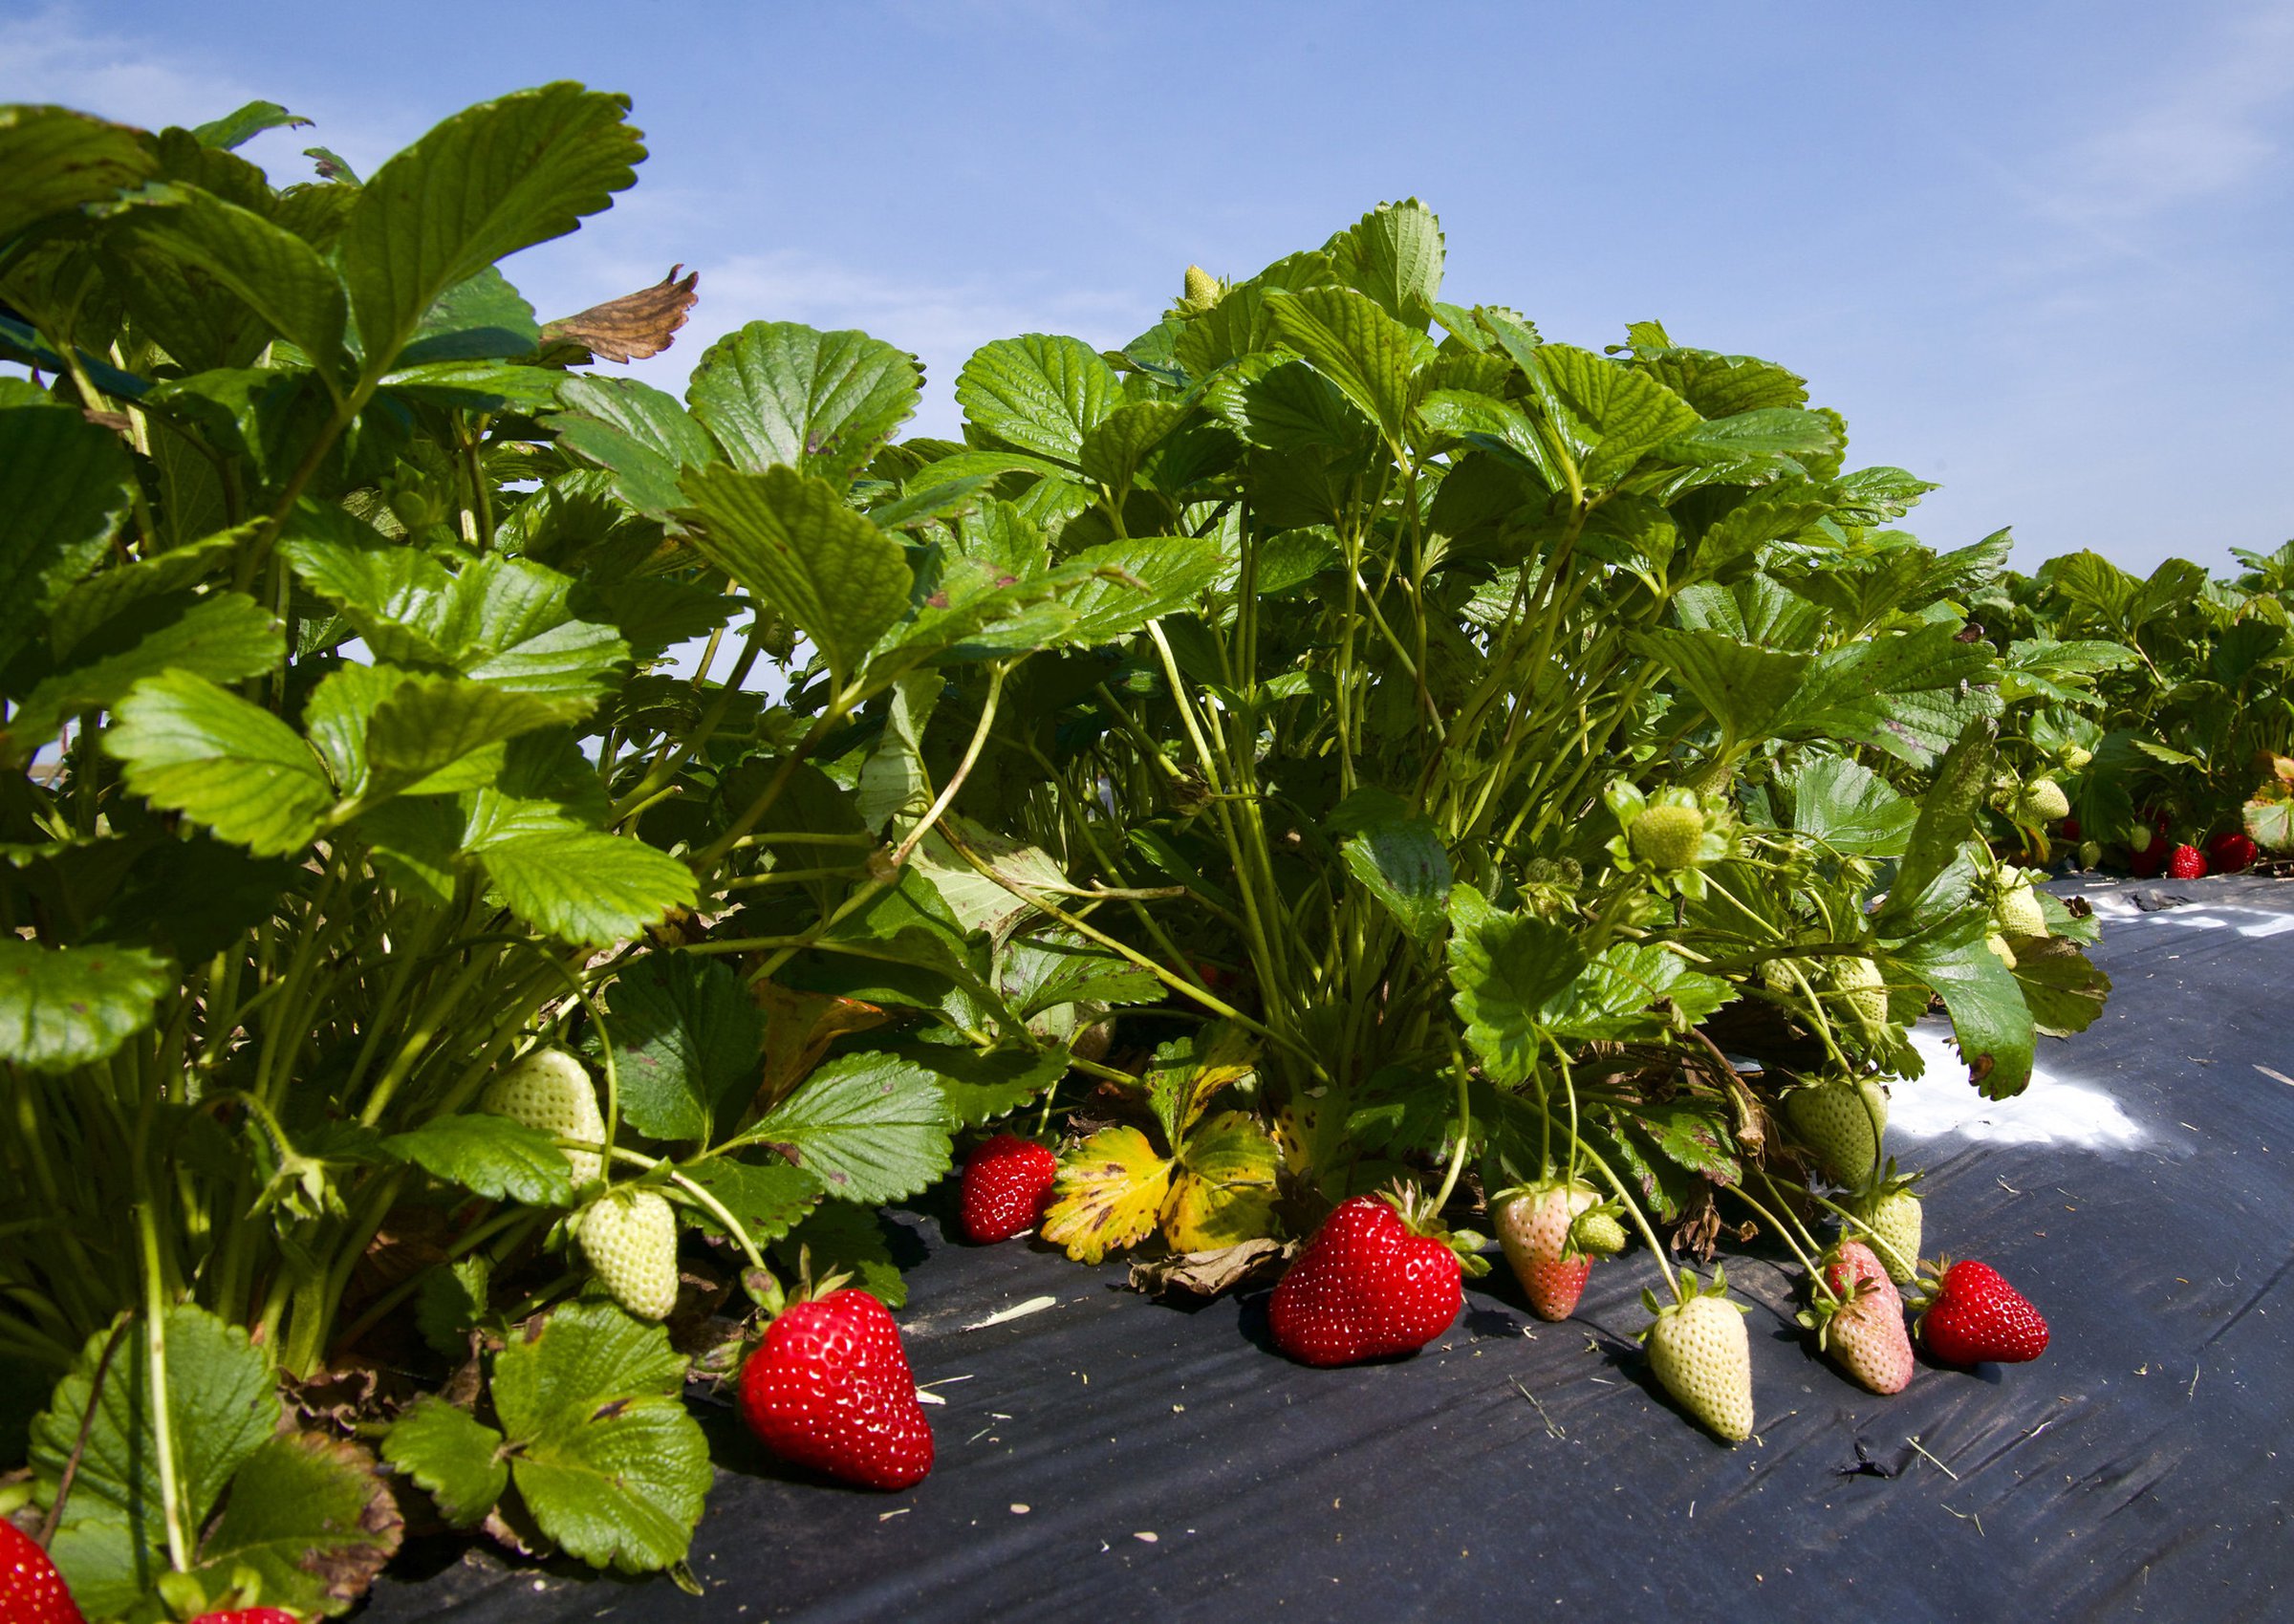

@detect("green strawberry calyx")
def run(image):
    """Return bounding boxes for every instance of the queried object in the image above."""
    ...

[1635,1265,1749,1336]
[1374,1181,1493,1277]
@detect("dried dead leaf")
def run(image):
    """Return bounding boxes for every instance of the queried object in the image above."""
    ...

[542,265,701,362]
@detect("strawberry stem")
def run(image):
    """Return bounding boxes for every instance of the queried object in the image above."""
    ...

[1432,1040,1474,1213]
[1720,1180,1820,1275]
[1569,1135,1686,1306]
[1799,1183,1921,1283]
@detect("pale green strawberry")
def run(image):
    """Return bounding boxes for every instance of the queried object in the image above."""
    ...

[1570,1209,1629,1257]
[1867,1185,1924,1285]
[2016,779,2071,824]
[1829,958,1889,1031]
[1628,804,1707,870]
[1641,1269,1754,1441]
[1993,867,2048,938]
[483,1048,605,1192]
[577,1188,680,1320]
[1783,1075,1888,1184]
[1180,265,1222,312]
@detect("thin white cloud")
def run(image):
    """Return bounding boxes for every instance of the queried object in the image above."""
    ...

[2045,1,2294,225]
[0,4,261,130]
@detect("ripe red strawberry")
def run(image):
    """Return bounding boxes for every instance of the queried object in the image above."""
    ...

[2127,838,2168,877]
[1269,1190,1462,1366]
[2207,830,2259,874]
[2164,842,2208,879]
[1915,1259,2048,1366]
[1493,1180,1598,1320]
[957,1135,1058,1243]
[2059,814,2082,842]
[738,1287,934,1489]
[1811,1241,1915,1395]
[0,1520,83,1624]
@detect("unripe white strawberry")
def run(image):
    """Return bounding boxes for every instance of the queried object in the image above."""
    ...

[1986,932,2018,970]
[1641,1271,1753,1440]
[1784,1075,1888,1184]
[2078,839,2103,870]
[1180,265,1223,312]
[484,1048,606,1193]
[577,1188,681,1320]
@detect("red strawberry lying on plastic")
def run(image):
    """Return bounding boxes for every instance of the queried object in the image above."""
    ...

[957,1134,1058,1243]
[2207,830,2259,874]
[1,1520,83,1624]
[1270,1186,1470,1366]
[2164,842,2208,879]
[1915,1258,2048,1365]
[738,1285,934,1489]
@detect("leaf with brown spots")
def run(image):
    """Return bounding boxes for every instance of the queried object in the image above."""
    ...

[1040,1125,1172,1264]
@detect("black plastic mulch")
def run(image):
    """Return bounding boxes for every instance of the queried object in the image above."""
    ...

[364,875,2294,1622]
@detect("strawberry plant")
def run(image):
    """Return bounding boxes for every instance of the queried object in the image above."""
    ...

[878,206,2109,1408]
[0,74,2167,1613]
[1978,547,2294,865]
[0,81,1198,1613]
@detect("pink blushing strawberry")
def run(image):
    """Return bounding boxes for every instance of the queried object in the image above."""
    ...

[1812,1240,1915,1395]
[1493,1180,1598,1321]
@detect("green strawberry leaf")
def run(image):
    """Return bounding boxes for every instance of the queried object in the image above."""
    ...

[338,82,641,369]
[735,1050,954,1203]
[599,953,767,1145]
[188,1430,401,1615]
[488,1301,708,1575]
[32,1306,281,1620]
[0,401,140,671]
[384,1114,577,1206]
[688,320,921,488]
[0,938,172,1072]
[679,462,913,691]
[105,670,334,855]
[381,1397,509,1528]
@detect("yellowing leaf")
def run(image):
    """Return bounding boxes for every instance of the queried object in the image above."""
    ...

[1148,1019,1260,1142]
[1160,1110,1282,1252]
[1040,1126,1171,1264]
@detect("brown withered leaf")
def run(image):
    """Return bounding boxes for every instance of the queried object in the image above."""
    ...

[1127,1237,1296,1300]
[749,980,889,1113]
[541,265,700,362]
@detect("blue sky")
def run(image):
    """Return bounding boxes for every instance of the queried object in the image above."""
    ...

[6,0,2291,576]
